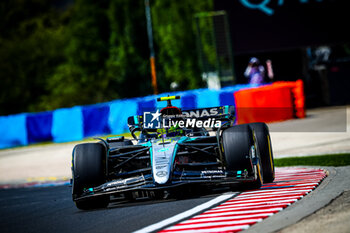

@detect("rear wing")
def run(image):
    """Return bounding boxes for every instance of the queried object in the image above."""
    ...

[182,106,235,119]
[127,105,235,129]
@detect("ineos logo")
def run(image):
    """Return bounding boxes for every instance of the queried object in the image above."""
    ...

[239,0,324,16]
[156,171,168,177]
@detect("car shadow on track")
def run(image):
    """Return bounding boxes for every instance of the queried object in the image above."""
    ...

[106,186,239,210]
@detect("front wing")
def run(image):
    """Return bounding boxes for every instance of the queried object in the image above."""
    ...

[74,170,257,201]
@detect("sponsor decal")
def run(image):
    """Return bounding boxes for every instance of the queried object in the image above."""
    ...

[201,170,226,178]
[155,159,169,165]
[104,176,145,188]
[158,147,170,153]
[106,179,125,187]
[182,108,220,118]
[239,0,324,16]
[156,171,168,177]
[201,170,224,174]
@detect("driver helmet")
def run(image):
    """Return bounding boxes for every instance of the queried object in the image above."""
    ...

[157,106,183,138]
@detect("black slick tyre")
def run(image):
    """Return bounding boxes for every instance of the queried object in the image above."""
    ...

[249,122,275,183]
[222,124,263,189]
[72,143,109,210]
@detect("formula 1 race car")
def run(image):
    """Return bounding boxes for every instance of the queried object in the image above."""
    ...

[71,96,275,210]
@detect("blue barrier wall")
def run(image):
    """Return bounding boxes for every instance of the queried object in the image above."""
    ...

[0,113,27,148]
[137,98,156,115]
[26,111,53,144]
[109,99,138,135]
[181,94,197,110]
[51,107,84,143]
[83,104,110,137]
[0,84,259,149]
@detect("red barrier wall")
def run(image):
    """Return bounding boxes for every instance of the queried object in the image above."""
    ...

[234,80,305,124]
[273,80,305,118]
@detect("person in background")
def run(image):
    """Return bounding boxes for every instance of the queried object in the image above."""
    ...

[244,57,274,84]
[266,59,274,81]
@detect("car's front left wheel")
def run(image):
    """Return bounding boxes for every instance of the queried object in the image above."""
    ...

[72,143,109,210]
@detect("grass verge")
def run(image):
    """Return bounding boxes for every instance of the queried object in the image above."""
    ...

[274,153,350,167]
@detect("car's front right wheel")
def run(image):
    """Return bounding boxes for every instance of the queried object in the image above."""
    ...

[222,124,263,190]
[249,122,275,183]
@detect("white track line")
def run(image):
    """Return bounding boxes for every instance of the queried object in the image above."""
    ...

[166,218,262,230]
[191,207,283,218]
[181,213,273,224]
[213,201,292,209]
[235,190,310,198]
[204,203,292,213]
[160,225,250,233]
[133,193,235,233]
[240,187,314,195]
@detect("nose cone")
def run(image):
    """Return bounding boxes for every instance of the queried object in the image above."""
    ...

[151,140,177,184]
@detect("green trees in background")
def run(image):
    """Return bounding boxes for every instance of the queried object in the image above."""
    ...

[42,0,112,110]
[152,1,213,90]
[0,0,70,115]
[0,0,212,116]
[105,0,151,99]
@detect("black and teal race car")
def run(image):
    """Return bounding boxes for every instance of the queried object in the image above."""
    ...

[71,96,275,210]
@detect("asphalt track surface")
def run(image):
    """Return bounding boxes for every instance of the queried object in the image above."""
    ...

[0,167,330,233]
[0,185,228,233]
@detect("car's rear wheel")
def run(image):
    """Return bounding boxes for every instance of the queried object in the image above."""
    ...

[249,122,275,183]
[222,124,263,190]
[72,143,109,210]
